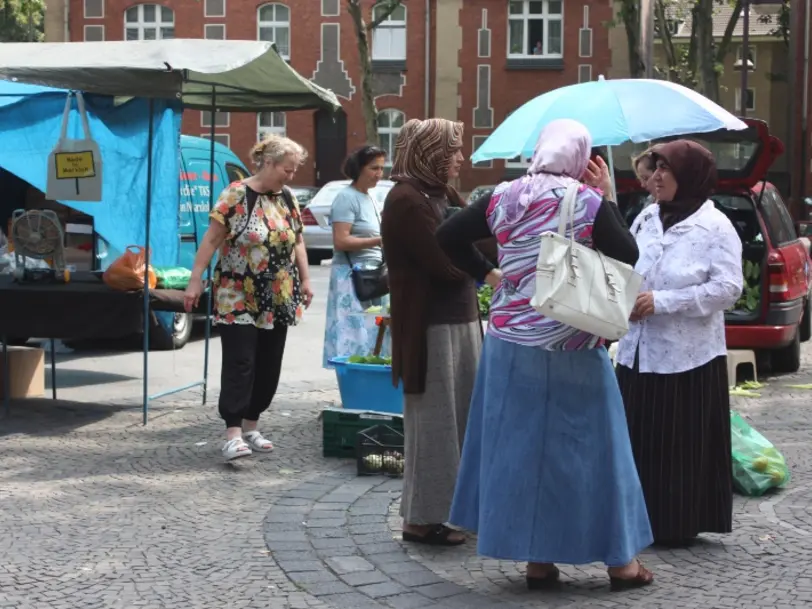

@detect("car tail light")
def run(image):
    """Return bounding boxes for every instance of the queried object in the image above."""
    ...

[301,207,318,226]
[767,251,790,301]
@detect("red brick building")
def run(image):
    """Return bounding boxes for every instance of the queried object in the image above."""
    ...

[45,0,613,192]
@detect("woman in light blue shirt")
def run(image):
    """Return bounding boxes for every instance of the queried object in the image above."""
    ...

[322,145,390,368]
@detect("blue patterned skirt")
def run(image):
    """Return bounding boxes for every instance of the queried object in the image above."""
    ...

[449,333,653,566]
[322,261,391,369]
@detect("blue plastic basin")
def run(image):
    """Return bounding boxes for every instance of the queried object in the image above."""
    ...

[329,356,404,415]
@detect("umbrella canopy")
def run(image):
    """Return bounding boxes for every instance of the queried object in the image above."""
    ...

[472,76,747,163]
[0,39,341,112]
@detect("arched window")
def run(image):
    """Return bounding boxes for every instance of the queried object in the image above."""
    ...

[257,112,286,141]
[124,4,174,40]
[257,3,291,60]
[377,109,405,168]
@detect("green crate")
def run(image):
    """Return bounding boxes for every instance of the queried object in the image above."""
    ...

[321,407,404,458]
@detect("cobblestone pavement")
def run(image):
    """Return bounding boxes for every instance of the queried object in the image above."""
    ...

[2,346,812,609]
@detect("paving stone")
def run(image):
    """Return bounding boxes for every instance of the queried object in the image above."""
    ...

[339,571,391,587]
[357,581,409,599]
[325,556,376,574]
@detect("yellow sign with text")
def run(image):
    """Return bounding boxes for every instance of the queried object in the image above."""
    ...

[55,151,96,179]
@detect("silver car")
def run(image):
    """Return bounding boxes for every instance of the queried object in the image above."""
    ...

[301,179,395,262]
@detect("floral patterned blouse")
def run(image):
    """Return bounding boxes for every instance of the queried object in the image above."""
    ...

[210,181,304,329]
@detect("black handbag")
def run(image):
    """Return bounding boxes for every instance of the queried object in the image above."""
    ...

[342,196,389,302]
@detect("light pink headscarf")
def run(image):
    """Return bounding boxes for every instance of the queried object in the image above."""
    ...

[501,118,593,224]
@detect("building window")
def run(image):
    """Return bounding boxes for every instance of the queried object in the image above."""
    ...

[372,4,406,61]
[504,109,531,168]
[258,3,290,60]
[257,112,286,140]
[378,109,405,167]
[735,88,756,112]
[204,24,226,39]
[578,64,592,83]
[84,0,104,18]
[125,4,174,40]
[736,45,756,70]
[472,135,493,169]
[201,111,230,128]
[508,0,563,58]
[204,0,225,18]
[202,133,231,148]
[84,25,105,41]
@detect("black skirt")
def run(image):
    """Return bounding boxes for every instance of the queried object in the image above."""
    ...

[616,354,733,544]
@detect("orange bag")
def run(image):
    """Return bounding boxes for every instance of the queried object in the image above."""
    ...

[102,245,158,291]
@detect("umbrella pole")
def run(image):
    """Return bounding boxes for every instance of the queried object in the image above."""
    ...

[607,146,618,202]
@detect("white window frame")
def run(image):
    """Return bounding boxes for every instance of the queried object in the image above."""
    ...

[508,0,563,59]
[735,87,756,112]
[378,109,406,168]
[371,3,407,61]
[257,3,291,60]
[84,0,104,19]
[124,4,175,41]
[201,111,230,128]
[83,25,105,41]
[472,135,493,169]
[736,45,757,69]
[202,133,231,148]
[503,111,531,168]
[578,64,592,83]
[204,23,226,39]
[257,111,287,140]
[204,0,226,18]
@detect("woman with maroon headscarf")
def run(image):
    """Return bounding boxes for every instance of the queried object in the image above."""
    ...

[615,140,743,547]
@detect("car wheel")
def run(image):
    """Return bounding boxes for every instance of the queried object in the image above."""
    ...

[307,250,328,265]
[171,313,193,349]
[771,329,802,374]
[801,299,811,342]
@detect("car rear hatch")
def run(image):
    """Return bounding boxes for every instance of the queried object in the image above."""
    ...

[610,118,784,324]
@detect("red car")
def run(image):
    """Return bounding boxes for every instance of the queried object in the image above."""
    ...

[615,119,811,373]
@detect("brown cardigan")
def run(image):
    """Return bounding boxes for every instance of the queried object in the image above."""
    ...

[381,180,470,394]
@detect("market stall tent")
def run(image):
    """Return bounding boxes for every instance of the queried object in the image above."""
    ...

[0,39,342,423]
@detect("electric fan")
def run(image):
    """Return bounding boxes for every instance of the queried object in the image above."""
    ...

[10,209,70,283]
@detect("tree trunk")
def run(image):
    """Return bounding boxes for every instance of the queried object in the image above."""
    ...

[693,0,719,101]
[347,0,379,143]
[619,0,645,77]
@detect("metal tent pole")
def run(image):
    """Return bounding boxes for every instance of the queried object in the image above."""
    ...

[142,98,155,425]
[202,86,216,405]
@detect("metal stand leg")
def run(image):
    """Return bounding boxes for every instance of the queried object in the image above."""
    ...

[50,339,57,400]
[2,337,9,417]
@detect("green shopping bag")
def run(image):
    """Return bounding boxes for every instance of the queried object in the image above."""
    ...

[730,410,790,497]
[154,266,192,290]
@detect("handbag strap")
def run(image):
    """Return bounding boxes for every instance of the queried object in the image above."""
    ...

[556,182,581,242]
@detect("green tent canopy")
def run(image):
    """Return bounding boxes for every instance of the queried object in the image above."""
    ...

[0,39,341,112]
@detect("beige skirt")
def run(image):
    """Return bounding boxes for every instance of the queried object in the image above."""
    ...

[399,321,482,525]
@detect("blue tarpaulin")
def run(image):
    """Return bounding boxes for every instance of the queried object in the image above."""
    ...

[0,81,182,266]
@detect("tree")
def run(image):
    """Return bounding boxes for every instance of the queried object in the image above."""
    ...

[0,0,44,42]
[347,0,403,143]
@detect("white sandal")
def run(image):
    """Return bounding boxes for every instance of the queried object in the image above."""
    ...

[242,430,274,453]
[222,437,252,461]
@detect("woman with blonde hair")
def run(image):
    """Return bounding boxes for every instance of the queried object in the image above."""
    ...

[184,134,313,461]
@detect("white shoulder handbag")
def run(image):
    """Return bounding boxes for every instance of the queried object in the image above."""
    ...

[530,183,643,341]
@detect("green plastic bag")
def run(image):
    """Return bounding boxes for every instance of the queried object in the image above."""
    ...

[730,410,790,497]
[154,266,192,290]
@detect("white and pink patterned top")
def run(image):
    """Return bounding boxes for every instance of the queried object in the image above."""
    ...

[485,182,605,350]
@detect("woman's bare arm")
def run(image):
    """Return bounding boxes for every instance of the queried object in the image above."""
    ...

[332,222,382,252]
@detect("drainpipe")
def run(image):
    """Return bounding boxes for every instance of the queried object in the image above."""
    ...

[740,0,750,118]
[63,0,69,41]
[424,0,431,117]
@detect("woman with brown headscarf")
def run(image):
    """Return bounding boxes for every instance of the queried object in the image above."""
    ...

[615,140,743,546]
[381,118,501,545]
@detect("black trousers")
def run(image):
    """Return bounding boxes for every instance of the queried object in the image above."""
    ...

[218,323,288,429]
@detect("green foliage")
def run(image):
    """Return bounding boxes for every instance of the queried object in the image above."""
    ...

[477,284,493,319]
[347,354,392,365]
[732,259,761,313]
[0,0,44,43]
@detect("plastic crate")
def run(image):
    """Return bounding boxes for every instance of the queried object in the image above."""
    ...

[321,407,403,458]
[356,424,405,477]
[329,356,403,415]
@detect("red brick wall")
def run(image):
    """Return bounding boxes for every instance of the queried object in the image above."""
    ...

[456,0,613,192]
[69,0,428,186]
